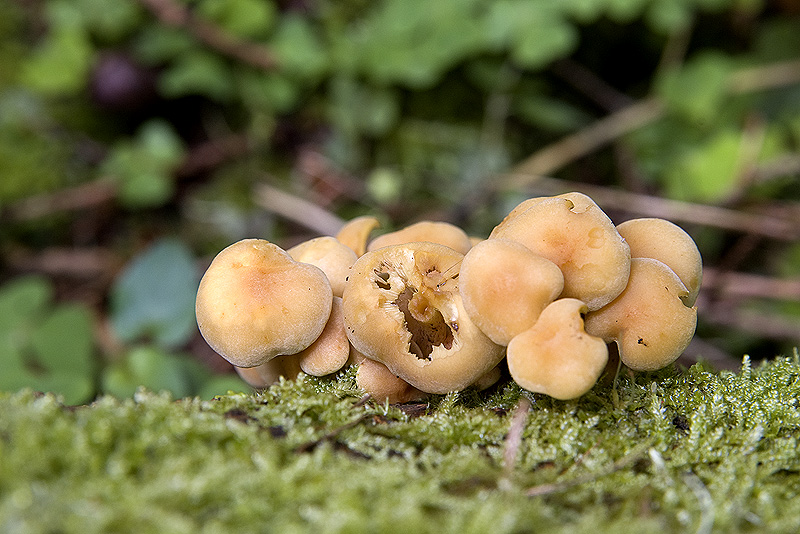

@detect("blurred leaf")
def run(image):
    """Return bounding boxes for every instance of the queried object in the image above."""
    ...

[133,25,196,65]
[0,276,96,405]
[271,14,328,81]
[110,238,199,348]
[74,0,143,42]
[665,129,742,202]
[159,50,235,101]
[198,0,277,40]
[646,1,693,34]
[102,120,184,207]
[101,346,192,398]
[236,69,299,113]
[656,52,733,125]
[327,76,399,136]
[20,26,92,95]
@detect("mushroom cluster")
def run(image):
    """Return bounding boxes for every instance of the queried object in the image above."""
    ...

[196,192,701,401]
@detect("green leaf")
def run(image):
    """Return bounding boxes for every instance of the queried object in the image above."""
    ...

[20,26,93,95]
[327,77,399,136]
[30,304,95,375]
[0,275,52,334]
[665,129,743,202]
[198,0,277,39]
[110,238,199,349]
[271,14,328,81]
[133,25,195,65]
[159,50,234,101]
[101,346,192,398]
[656,52,733,125]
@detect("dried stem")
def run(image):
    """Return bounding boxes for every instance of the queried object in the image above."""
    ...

[252,182,345,236]
[502,395,532,478]
[136,0,278,71]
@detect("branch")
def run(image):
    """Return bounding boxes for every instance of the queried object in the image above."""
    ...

[136,0,278,71]
[252,182,345,236]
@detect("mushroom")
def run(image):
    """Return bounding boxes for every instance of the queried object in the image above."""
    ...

[489,192,630,311]
[507,298,609,400]
[367,221,473,255]
[195,239,333,368]
[583,258,698,372]
[355,358,427,404]
[459,238,564,345]
[616,218,703,306]
[288,237,358,297]
[342,242,504,394]
[296,296,351,376]
[336,215,381,257]
[234,355,304,388]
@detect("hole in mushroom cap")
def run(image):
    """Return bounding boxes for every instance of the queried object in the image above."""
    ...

[394,287,454,360]
[374,269,391,290]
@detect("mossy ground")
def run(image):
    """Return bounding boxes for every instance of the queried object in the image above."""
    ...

[2,354,800,534]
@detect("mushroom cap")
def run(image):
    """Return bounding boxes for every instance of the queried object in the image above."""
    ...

[489,192,631,311]
[507,298,609,400]
[288,236,358,297]
[459,238,564,345]
[297,296,351,376]
[336,215,381,257]
[234,355,304,388]
[355,358,427,404]
[342,242,505,394]
[584,257,698,372]
[616,218,703,306]
[195,239,333,368]
[368,221,473,255]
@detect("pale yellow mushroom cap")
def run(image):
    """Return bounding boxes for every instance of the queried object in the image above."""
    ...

[584,258,698,372]
[336,215,381,257]
[507,298,609,400]
[459,238,564,345]
[297,296,350,376]
[355,358,427,404]
[195,239,333,368]
[288,236,358,297]
[368,221,473,255]
[342,242,504,394]
[490,192,631,311]
[616,218,703,307]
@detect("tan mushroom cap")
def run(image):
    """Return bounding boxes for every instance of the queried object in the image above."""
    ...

[356,358,427,404]
[196,239,333,368]
[342,242,504,394]
[616,218,703,307]
[367,221,473,255]
[336,215,381,257]
[234,355,304,388]
[459,238,564,345]
[288,236,358,297]
[490,192,631,311]
[507,298,609,400]
[297,297,350,376]
[584,258,698,372]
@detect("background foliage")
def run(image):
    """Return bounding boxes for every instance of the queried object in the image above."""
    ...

[0,0,799,403]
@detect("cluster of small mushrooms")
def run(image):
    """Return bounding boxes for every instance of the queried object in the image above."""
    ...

[196,192,701,402]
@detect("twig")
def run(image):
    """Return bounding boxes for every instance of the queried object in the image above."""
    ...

[551,59,634,111]
[3,181,117,221]
[294,414,372,453]
[502,396,532,478]
[701,268,800,301]
[728,59,800,94]
[136,0,278,71]
[525,443,651,497]
[502,175,800,241]
[253,182,345,236]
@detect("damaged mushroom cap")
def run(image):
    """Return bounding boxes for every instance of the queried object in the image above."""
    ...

[459,238,564,345]
[356,358,427,404]
[616,218,703,307]
[367,221,473,255]
[288,236,358,297]
[490,192,630,311]
[584,257,698,372]
[342,242,504,394]
[235,354,304,388]
[195,239,333,368]
[336,215,381,257]
[507,298,609,400]
[297,297,350,376]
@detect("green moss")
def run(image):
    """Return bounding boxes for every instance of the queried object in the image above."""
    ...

[2,355,800,533]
